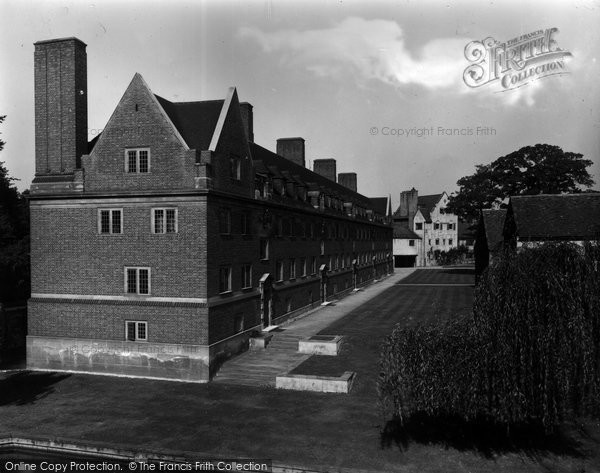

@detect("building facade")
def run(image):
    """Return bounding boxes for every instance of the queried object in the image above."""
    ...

[393,188,458,266]
[27,37,393,382]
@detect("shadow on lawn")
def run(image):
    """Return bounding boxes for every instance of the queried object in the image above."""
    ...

[0,371,70,406]
[380,413,588,458]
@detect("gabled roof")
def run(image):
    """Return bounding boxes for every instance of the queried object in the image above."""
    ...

[369,197,389,216]
[393,223,421,240]
[482,209,507,252]
[417,193,443,222]
[510,193,600,240]
[154,95,224,151]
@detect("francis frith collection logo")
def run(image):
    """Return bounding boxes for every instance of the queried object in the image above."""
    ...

[463,27,572,91]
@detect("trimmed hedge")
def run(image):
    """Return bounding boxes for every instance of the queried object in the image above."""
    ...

[379,242,600,431]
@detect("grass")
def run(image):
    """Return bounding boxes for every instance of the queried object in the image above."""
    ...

[1,269,599,471]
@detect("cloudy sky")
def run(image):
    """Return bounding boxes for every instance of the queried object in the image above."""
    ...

[1,0,599,207]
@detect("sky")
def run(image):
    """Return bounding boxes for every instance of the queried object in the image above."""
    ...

[1,0,599,209]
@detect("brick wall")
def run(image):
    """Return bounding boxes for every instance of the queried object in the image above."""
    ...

[28,301,208,345]
[30,198,207,298]
[82,74,197,192]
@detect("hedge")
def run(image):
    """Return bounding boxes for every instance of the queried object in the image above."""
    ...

[378,242,600,431]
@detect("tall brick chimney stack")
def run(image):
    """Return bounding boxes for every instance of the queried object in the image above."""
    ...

[34,37,88,175]
[338,172,357,192]
[239,102,253,142]
[399,188,419,228]
[313,159,336,183]
[276,137,305,167]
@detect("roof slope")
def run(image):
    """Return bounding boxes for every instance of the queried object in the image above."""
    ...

[510,193,600,240]
[417,193,443,222]
[393,223,421,239]
[482,209,507,252]
[250,142,376,209]
[154,95,224,151]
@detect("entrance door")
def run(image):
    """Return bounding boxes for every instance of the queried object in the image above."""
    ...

[259,273,273,328]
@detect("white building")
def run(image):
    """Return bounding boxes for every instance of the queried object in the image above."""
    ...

[393,189,458,266]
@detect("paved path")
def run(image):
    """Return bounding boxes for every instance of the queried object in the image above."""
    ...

[213,268,417,387]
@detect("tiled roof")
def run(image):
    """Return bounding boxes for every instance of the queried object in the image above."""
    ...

[393,223,421,239]
[154,95,224,151]
[510,193,600,240]
[482,209,507,252]
[250,142,378,210]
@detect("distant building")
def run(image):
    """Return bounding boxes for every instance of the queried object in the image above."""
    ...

[474,209,507,276]
[27,37,393,382]
[393,189,458,266]
[458,219,476,251]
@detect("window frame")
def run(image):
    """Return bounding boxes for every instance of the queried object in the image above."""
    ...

[259,239,269,260]
[124,267,151,295]
[219,208,232,235]
[151,208,178,234]
[289,258,296,280]
[125,321,148,341]
[98,208,123,234]
[241,264,252,289]
[219,266,232,294]
[124,148,151,174]
[275,260,284,282]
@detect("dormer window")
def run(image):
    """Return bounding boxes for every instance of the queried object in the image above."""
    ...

[125,148,150,173]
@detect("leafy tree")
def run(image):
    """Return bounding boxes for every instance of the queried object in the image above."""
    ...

[446,144,595,220]
[0,116,30,304]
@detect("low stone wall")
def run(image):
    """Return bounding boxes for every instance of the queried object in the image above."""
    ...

[298,335,342,356]
[27,336,210,382]
[276,371,355,393]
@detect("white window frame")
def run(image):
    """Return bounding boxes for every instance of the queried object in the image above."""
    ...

[124,148,151,173]
[125,321,148,341]
[98,208,123,234]
[152,208,178,234]
[219,266,232,294]
[241,264,252,289]
[124,267,151,295]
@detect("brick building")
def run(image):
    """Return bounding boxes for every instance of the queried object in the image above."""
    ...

[27,37,393,382]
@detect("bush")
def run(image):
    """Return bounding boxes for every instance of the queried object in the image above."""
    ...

[379,242,600,431]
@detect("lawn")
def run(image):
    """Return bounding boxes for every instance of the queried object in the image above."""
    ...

[1,269,599,472]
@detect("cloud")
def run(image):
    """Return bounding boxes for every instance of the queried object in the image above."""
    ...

[239,17,468,91]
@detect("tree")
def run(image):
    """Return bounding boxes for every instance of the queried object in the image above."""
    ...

[0,116,30,304]
[446,144,595,220]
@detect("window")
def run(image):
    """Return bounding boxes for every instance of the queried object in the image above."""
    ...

[409,240,415,247]
[219,266,232,293]
[289,259,296,279]
[98,209,122,234]
[276,260,284,282]
[219,209,231,234]
[447,223,454,230]
[277,217,283,237]
[152,208,177,234]
[415,222,423,230]
[241,212,250,235]
[300,257,307,276]
[449,239,453,246]
[443,238,446,245]
[125,148,150,173]
[311,256,317,275]
[230,155,241,180]
[125,267,150,295]
[241,264,252,289]
[435,239,440,245]
[320,240,325,256]
[260,239,269,260]
[234,314,244,333]
[125,321,147,341]
[434,223,440,230]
